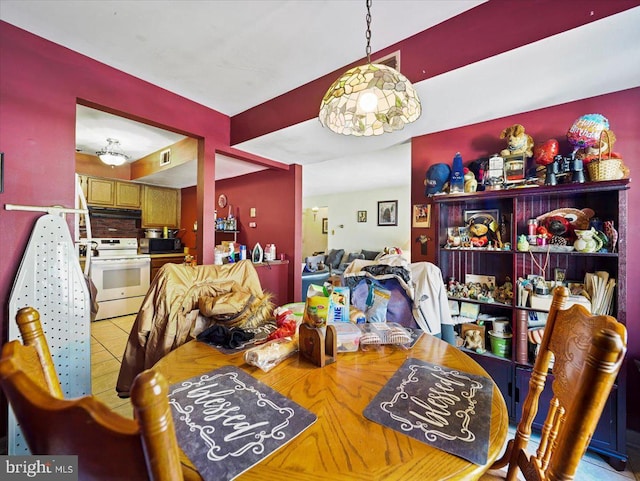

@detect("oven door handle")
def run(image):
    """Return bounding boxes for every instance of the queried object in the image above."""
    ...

[91,258,150,266]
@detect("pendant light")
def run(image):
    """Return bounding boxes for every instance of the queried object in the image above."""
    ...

[319,0,421,136]
[96,138,129,166]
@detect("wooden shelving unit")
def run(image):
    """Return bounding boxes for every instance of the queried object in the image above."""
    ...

[433,179,629,470]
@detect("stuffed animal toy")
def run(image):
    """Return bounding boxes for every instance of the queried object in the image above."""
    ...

[467,213,500,247]
[381,246,402,256]
[574,128,621,163]
[544,215,574,245]
[500,124,534,158]
[535,208,595,245]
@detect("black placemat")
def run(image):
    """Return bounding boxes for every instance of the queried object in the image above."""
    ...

[199,323,277,354]
[169,366,317,480]
[363,358,493,465]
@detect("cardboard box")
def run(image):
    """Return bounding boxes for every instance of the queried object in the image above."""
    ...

[530,294,591,312]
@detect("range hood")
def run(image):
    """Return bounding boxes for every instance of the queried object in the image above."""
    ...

[88,206,142,219]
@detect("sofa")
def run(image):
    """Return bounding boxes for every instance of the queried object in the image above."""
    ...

[301,249,381,299]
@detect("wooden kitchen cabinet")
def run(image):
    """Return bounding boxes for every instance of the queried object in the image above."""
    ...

[86,176,116,206]
[150,254,185,282]
[84,176,141,209]
[142,185,181,228]
[115,181,141,208]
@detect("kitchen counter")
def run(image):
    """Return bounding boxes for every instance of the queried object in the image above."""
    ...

[148,252,187,258]
[252,260,289,306]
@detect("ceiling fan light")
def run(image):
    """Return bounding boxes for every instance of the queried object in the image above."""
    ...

[96,138,129,166]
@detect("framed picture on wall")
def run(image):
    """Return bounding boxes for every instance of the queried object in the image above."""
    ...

[357,210,367,223]
[412,204,431,228]
[322,217,328,234]
[377,200,397,226]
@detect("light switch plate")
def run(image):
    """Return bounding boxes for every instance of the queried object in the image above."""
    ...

[250,208,256,217]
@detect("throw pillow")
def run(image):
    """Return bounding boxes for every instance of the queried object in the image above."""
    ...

[361,249,380,261]
[346,252,365,263]
[325,249,345,269]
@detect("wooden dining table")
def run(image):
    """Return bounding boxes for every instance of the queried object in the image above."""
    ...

[154,332,509,481]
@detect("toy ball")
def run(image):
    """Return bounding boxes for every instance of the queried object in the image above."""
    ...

[567,114,609,153]
[533,139,559,166]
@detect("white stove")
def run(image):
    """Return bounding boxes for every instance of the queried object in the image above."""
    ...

[90,238,151,320]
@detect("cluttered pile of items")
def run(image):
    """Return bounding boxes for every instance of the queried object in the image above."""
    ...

[424,114,629,196]
[244,281,421,372]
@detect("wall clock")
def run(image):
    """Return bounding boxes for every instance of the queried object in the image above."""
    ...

[217,194,227,208]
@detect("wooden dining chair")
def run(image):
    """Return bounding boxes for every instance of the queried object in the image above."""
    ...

[483,286,627,481]
[1,307,185,481]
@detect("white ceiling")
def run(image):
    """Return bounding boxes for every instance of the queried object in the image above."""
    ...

[2,2,639,196]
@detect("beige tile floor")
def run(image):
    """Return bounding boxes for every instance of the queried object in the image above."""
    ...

[90,314,137,419]
[91,316,640,480]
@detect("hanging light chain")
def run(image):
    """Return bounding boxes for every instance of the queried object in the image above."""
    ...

[365,0,372,64]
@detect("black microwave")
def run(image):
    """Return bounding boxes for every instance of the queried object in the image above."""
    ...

[139,238,182,254]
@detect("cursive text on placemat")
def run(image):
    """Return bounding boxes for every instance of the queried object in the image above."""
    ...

[169,366,316,480]
[363,358,493,465]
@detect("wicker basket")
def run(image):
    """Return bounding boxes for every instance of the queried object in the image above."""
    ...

[587,158,623,181]
[586,130,625,181]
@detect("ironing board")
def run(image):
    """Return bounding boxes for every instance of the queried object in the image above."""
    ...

[7,213,91,454]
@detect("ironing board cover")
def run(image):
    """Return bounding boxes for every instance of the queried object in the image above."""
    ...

[8,214,91,454]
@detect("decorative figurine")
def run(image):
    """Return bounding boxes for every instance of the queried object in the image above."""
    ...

[463,168,478,193]
[517,235,530,252]
[574,228,602,253]
[604,220,618,253]
[464,329,484,350]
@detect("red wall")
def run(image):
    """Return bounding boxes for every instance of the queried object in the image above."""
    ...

[0,21,228,335]
[410,88,640,428]
[215,166,303,303]
[0,22,302,435]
